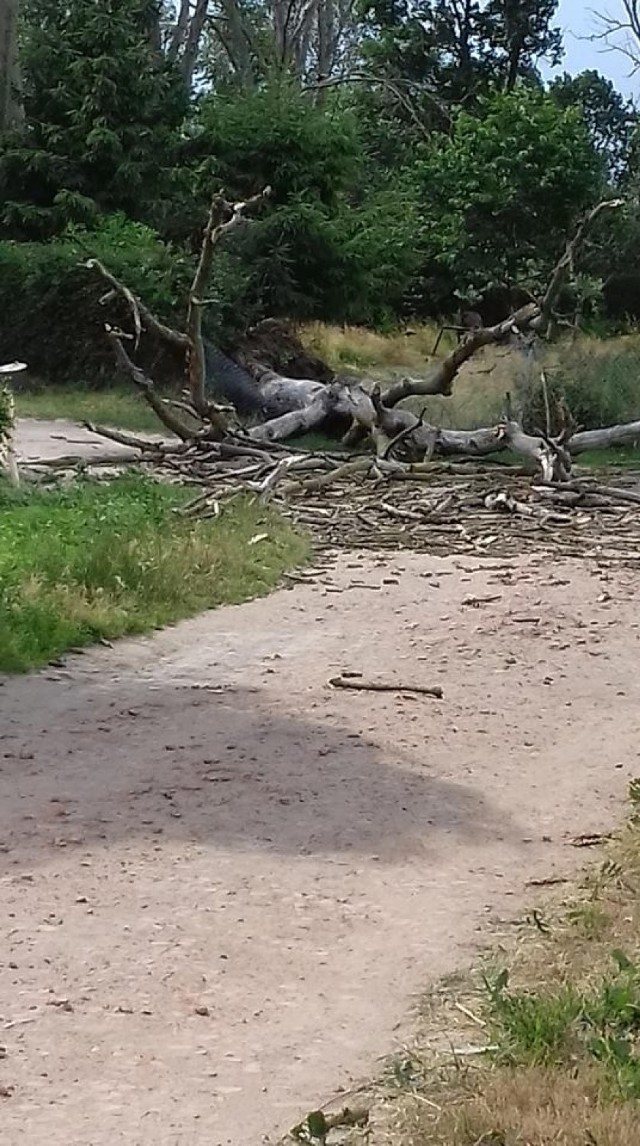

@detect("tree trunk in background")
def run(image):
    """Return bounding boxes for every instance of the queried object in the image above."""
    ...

[167,0,212,91]
[0,0,23,132]
[181,0,209,89]
[147,1,163,52]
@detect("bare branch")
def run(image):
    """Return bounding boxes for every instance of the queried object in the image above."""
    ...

[106,329,194,441]
[538,200,624,329]
[86,259,189,351]
[301,70,451,132]
[185,186,271,420]
[382,304,539,407]
[587,2,640,73]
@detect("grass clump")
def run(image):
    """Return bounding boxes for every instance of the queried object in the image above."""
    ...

[299,321,454,373]
[484,953,640,1097]
[0,476,308,672]
[374,785,640,1146]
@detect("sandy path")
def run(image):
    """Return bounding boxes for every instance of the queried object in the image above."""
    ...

[1,547,638,1145]
[14,418,169,463]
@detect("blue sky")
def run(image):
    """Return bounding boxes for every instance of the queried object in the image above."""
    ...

[542,0,639,99]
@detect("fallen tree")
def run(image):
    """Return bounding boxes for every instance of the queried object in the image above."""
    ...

[82,192,640,490]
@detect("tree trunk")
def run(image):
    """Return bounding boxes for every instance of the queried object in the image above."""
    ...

[167,0,191,60]
[146,1,163,52]
[0,0,23,132]
[181,0,209,89]
[248,381,357,442]
[569,420,640,454]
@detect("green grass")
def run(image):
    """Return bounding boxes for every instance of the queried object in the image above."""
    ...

[0,476,308,672]
[574,446,640,469]
[483,954,640,1097]
[15,387,166,433]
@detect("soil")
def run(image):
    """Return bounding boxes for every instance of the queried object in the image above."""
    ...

[2,422,639,1145]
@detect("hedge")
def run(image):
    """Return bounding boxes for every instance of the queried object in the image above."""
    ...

[0,216,193,388]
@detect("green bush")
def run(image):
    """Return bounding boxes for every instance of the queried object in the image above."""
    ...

[176,84,423,329]
[0,215,193,387]
[0,0,186,240]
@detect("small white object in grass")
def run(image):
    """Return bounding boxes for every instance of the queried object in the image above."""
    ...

[0,362,27,375]
[248,532,269,546]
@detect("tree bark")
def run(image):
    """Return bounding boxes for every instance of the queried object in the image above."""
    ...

[569,420,640,454]
[167,0,191,60]
[0,0,23,132]
[248,381,356,441]
[181,0,209,89]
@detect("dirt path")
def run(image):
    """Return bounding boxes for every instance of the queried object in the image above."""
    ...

[1,547,638,1145]
[14,418,169,463]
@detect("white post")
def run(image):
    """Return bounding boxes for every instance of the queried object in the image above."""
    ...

[0,361,27,487]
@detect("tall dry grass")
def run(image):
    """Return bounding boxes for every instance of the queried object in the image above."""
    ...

[299,323,640,432]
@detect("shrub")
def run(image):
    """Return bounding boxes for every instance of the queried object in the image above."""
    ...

[0,215,193,387]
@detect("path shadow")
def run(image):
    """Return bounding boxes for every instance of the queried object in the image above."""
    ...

[0,675,521,867]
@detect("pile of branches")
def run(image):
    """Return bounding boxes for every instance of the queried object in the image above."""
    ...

[73,187,640,563]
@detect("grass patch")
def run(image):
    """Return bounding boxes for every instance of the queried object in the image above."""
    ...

[366,785,640,1146]
[15,386,166,433]
[574,446,640,470]
[299,321,455,373]
[0,476,308,672]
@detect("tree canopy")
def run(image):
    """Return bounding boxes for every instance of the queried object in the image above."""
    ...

[0,0,638,343]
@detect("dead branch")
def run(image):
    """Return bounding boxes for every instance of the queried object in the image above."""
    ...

[569,420,640,454]
[87,187,271,442]
[382,304,539,407]
[186,187,271,419]
[86,260,188,351]
[499,420,570,483]
[537,200,623,330]
[534,479,640,507]
[381,200,623,411]
[83,422,176,454]
[106,331,194,441]
[329,676,444,698]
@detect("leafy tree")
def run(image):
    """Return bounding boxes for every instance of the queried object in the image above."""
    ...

[169,84,422,328]
[176,85,360,320]
[195,84,360,204]
[0,0,187,238]
[549,70,639,183]
[413,88,606,307]
[487,0,562,91]
[359,0,562,111]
